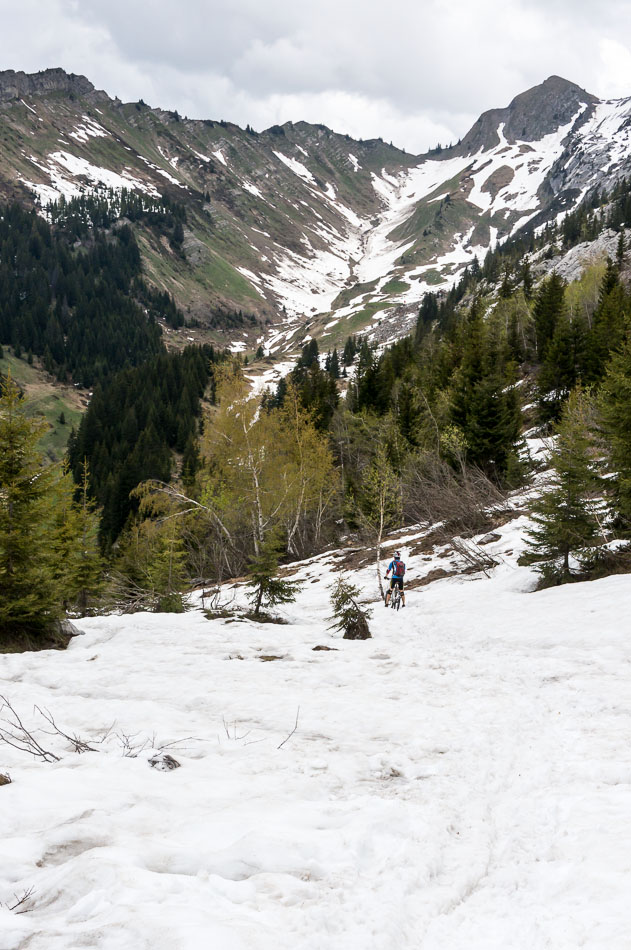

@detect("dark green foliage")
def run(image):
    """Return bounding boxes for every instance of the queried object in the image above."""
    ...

[0,202,169,386]
[207,307,258,330]
[0,374,59,638]
[537,311,587,420]
[69,345,217,548]
[328,575,372,639]
[582,261,629,383]
[46,188,187,243]
[522,389,603,582]
[246,533,302,617]
[521,260,533,300]
[342,335,358,365]
[600,333,631,528]
[297,338,319,369]
[326,348,340,379]
[267,351,338,430]
[415,293,440,342]
[533,273,566,361]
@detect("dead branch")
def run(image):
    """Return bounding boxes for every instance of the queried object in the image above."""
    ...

[450,537,498,577]
[35,706,98,754]
[277,707,300,750]
[0,697,59,762]
[222,716,251,741]
[6,887,35,913]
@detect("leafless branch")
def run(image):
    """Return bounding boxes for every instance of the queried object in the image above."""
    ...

[0,697,59,762]
[6,887,35,913]
[35,706,99,754]
[222,716,251,741]
[277,707,300,750]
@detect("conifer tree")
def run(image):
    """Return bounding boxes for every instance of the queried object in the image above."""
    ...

[328,575,372,639]
[533,272,566,361]
[246,532,302,617]
[328,348,340,379]
[146,519,187,612]
[522,388,604,582]
[69,462,104,615]
[521,260,533,301]
[0,373,59,637]
[600,334,631,527]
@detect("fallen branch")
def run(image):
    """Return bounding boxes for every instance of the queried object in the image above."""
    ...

[5,887,34,914]
[0,697,59,762]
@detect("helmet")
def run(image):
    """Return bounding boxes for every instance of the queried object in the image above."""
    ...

[394,551,401,558]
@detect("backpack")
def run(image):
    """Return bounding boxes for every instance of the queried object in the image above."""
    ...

[393,558,405,577]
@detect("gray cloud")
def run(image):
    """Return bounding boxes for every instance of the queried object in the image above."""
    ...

[1,0,631,152]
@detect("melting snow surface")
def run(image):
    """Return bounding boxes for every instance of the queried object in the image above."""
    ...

[2,518,631,947]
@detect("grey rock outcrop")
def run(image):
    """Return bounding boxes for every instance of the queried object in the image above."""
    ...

[457,76,597,154]
[0,68,96,104]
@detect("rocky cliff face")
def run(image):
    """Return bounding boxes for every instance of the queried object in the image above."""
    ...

[0,68,98,104]
[457,76,598,154]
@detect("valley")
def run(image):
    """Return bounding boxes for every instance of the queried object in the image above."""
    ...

[3,70,631,359]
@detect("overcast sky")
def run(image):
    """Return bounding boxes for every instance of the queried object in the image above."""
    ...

[2,0,631,153]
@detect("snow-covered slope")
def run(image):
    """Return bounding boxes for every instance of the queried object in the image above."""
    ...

[2,522,631,948]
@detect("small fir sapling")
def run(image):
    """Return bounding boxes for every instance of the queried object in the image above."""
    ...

[328,575,372,640]
[246,533,302,618]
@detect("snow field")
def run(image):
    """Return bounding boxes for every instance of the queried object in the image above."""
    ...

[2,519,631,948]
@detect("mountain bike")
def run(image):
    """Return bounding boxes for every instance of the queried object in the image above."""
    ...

[390,584,402,610]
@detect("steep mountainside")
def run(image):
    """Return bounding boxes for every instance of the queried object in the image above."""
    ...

[1,69,631,354]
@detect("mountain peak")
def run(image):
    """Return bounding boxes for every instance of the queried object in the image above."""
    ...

[457,75,597,155]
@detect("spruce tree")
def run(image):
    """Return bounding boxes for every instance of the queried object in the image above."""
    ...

[522,388,604,582]
[328,575,372,639]
[246,532,302,617]
[0,373,59,638]
[533,273,566,361]
[600,333,631,527]
[329,348,340,379]
[50,462,103,615]
[521,260,533,301]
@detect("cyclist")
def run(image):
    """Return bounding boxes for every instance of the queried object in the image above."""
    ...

[384,550,406,607]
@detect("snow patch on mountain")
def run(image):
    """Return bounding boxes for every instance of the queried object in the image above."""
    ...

[21,151,161,204]
[467,109,587,215]
[273,151,316,185]
[67,116,109,145]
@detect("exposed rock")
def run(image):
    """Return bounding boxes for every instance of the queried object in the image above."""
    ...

[0,68,96,104]
[54,619,83,637]
[312,645,339,651]
[0,773,11,786]
[457,76,597,154]
[479,532,502,545]
[148,753,180,771]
